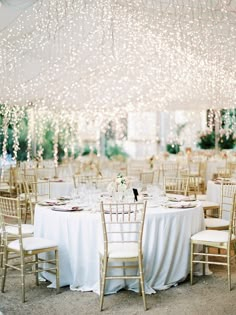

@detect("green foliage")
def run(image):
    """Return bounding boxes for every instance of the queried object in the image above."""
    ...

[105,142,128,160]
[42,128,54,160]
[81,144,97,156]
[166,143,180,154]
[197,130,215,149]
[17,118,28,161]
[218,133,236,150]
[0,106,128,161]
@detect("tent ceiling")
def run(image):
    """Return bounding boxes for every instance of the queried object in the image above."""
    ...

[0,0,236,113]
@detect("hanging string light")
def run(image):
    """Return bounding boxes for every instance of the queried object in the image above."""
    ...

[52,119,59,169]
[0,0,236,112]
[1,105,10,175]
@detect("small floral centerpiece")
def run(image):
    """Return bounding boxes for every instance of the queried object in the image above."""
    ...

[107,173,128,194]
[218,128,236,150]
[197,128,215,149]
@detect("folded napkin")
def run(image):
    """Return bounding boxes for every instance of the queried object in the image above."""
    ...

[50,179,64,182]
[51,205,83,211]
[38,200,67,206]
[168,196,196,202]
[57,196,71,201]
[166,201,197,209]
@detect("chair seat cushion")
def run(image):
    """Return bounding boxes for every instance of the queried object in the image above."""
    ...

[197,194,207,201]
[205,218,229,229]
[0,183,11,191]
[100,243,139,259]
[8,237,58,252]
[191,230,234,243]
[1,224,34,236]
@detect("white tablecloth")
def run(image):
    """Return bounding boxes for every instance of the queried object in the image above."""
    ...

[34,200,205,294]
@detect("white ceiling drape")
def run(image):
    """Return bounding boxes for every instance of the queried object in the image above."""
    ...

[0,0,236,114]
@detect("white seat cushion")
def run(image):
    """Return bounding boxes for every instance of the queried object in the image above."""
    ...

[0,224,34,236]
[100,243,139,259]
[8,224,34,235]
[191,230,234,243]
[0,183,11,191]
[8,237,58,252]
[197,194,207,201]
[205,218,229,228]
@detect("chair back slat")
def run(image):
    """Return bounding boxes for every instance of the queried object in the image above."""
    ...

[229,193,236,243]
[0,197,23,246]
[100,201,147,247]
[220,183,236,220]
[164,176,189,196]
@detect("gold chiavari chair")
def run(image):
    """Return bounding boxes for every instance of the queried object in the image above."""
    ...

[215,166,231,179]
[158,162,179,187]
[22,174,50,223]
[73,174,98,189]
[99,201,147,311]
[140,171,154,186]
[229,162,236,177]
[164,176,190,196]
[0,196,60,302]
[181,161,206,194]
[190,193,236,290]
[205,182,236,230]
[0,167,17,197]
[0,194,34,270]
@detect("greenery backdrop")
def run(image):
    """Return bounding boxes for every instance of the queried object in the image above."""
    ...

[0,109,128,162]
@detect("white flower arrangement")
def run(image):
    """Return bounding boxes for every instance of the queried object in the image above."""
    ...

[107,173,128,193]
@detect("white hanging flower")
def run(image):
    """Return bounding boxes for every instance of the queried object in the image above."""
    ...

[107,173,128,193]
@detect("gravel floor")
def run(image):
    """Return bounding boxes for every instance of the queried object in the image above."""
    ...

[1,263,236,315]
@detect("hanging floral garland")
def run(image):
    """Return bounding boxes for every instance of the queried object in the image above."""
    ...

[26,107,33,162]
[52,119,59,169]
[35,109,46,161]
[0,105,10,163]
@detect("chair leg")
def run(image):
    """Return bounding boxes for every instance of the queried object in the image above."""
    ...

[99,256,102,298]
[138,257,147,311]
[55,249,60,294]
[1,250,8,293]
[203,245,206,276]
[20,252,26,302]
[0,245,3,270]
[100,256,108,311]
[227,247,231,291]
[138,278,141,296]
[35,254,39,286]
[0,235,2,269]
[190,242,193,285]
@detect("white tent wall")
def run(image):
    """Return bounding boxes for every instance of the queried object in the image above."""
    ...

[124,110,205,158]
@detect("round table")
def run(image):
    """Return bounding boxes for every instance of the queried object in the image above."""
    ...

[34,198,205,294]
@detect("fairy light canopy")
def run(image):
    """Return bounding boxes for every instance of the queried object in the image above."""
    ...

[0,0,236,114]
